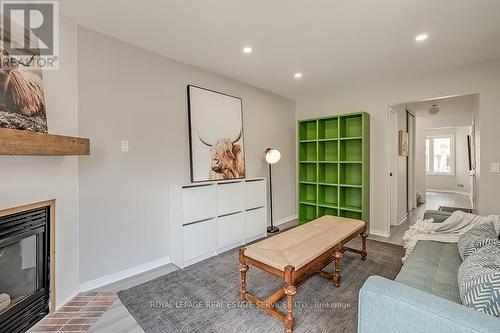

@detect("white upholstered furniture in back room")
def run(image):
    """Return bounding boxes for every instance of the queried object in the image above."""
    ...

[169,178,267,268]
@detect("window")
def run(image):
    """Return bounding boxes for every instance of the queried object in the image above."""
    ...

[425,135,455,175]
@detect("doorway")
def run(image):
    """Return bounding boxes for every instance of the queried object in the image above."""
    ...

[385,94,478,244]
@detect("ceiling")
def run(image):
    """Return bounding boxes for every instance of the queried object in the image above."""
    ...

[399,94,476,116]
[61,0,500,99]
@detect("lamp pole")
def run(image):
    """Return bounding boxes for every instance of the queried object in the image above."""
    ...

[266,148,280,233]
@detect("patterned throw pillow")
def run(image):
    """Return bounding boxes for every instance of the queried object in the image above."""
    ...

[458,243,500,317]
[457,222,498,260]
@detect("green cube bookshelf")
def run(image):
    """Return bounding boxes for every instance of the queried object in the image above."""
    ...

[298,112,370,227]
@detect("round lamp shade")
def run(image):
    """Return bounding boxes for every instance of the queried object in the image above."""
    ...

[265,149,281,164]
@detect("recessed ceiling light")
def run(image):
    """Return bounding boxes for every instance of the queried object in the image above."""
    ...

[243,47,253,54]
[415,33,428,42]
[294,72,303,79]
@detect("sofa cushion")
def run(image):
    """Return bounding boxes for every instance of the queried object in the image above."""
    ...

[457,222,498,260]
[395,240,462,303]
[458,243,500,317]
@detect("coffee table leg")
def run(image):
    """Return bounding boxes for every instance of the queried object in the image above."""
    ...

[361,231,368,260]
[333,250,342,287]
[283,265,296,333]
[239,249,249,301]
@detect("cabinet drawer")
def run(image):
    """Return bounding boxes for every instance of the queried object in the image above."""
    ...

[245,180,266,209]
[182,219,216,262]
[245,207,266,239]
[217,212,244,249]
[217,182,244,216]
[182,185,216,223]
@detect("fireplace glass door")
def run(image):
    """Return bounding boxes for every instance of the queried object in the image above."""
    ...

[0,207,50,333]
[0,235,39,315]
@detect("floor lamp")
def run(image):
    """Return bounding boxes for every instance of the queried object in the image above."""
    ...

[265,148,281,233]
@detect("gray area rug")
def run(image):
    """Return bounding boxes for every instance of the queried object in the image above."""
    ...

[119,239,404,333]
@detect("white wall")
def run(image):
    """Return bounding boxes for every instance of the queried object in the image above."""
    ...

[0,16,80,308]
[425,127,472,194]
[77,27,296,283]
[296,58,500,236]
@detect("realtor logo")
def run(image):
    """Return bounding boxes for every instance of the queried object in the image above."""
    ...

[1,0,59,69]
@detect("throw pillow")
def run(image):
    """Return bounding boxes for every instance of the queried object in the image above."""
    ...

[458,243,500,317]
[457,222,498,260]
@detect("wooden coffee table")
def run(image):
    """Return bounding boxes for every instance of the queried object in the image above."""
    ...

[238,215,367,333]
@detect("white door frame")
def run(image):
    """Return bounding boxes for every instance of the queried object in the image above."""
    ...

[388,107,399,228]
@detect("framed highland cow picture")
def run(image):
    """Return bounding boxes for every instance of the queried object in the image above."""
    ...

[0,15,48,132]
[187,85,246,182]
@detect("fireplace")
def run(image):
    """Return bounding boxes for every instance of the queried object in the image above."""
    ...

[0,205,51,333]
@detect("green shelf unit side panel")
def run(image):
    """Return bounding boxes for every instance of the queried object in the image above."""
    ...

[299,203,317,224]
[340,186,362,211]
[339,210,362,220]
[299,142,317,161]
[340,139,362,161]
[340,163,362,186]
[318,185,338,206]
[340,114,363,138]
[318,118,338,139]
[299,163,317,183]
[362,113,370,223]
[318,206,338,217]
[318,163,338,184]
[298,112,369,226]
[299,120,317,141]
[318,141,338,162]
[299,183,317,204]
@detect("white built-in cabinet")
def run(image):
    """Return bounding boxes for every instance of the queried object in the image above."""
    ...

[169,177,267,268]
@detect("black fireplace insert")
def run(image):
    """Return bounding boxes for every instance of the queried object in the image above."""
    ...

[0,207,50,333]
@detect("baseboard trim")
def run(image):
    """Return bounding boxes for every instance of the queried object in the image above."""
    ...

[274,215,298,226]
[370,228,390,238]
[79,256,171,292]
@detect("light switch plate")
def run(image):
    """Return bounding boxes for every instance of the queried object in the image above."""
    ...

[490,162,500,173]
[120,140,129,152]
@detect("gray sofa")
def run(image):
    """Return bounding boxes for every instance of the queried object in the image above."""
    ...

[358,210,500,333]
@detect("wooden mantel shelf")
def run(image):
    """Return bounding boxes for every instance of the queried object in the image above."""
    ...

[0,128,90,156]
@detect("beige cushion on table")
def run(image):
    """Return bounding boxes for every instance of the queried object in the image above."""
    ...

[244,215,365,271]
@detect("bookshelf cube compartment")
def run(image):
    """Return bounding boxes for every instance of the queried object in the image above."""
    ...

[319,118,338,139]
[318,141,338,161]
[319,185,338,206]
[340,114,362,138]
[318,163,338,184]
[299,121,317,141]
[300,142,317,161]
[339,187,362,211]
[300,163,317,183]
[299,204,317,223]
[340,139,362,161]
[318,206,337,217]
[340,163,362,186]
[300,183,317,204]
[339,210,362,220]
